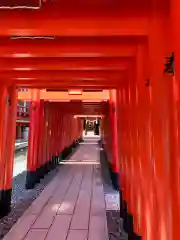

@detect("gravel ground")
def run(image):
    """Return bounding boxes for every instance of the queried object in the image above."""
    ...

[0,167,59,239]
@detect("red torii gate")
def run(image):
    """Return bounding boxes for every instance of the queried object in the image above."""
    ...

[0,0,180,239]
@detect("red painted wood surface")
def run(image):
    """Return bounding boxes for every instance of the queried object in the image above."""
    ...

[0,87,9,190]
[0,87,17,190]
[27,89,40,172]
[3,87,18,190]
[0,0,180,239]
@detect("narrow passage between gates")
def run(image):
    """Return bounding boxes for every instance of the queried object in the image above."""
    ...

[3,136,109,240]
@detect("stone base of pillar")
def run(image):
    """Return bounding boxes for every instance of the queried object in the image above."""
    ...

[78,136,83,142]
[61,147,69,160]
[120,196,142,240]
[25,171,38,189]
[108,163,119,191]
[0,189,12,218]
[61,143,75,160]
[72,140,77,148]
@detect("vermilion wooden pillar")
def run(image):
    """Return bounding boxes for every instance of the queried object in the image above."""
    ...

[44,102,51,171]
[170,0,180,239]
[0,87,8,193]
[116,88,124,192]
[134,45,153,239]
[170,0,180,238]
[58,109,63,158]
[47,103,51,162]
[109,90,119,190]
[0,86,16,217]
[59,110,63,156]
[123,78,138,236]
[52,104,59,166]
[116,83,129,217]
[116,88,123,188]
[48,103,54,168]
[126,67,139,237]
[54,106,58,160]
[37,100,46,177]
[45,102,50,167]
[3,86,18,204]
[26,89,40,189]
[55,106,60,163]
[148,3,172,239]
[49,104,53,167]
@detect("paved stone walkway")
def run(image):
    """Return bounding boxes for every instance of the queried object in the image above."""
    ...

[3,136,109,240]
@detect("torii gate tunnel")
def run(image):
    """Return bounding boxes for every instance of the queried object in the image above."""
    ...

[0,0,180,239]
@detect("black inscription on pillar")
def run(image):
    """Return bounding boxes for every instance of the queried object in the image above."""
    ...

[6,94,11,106]
[145,79,150,87]
[164,52,174,75]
